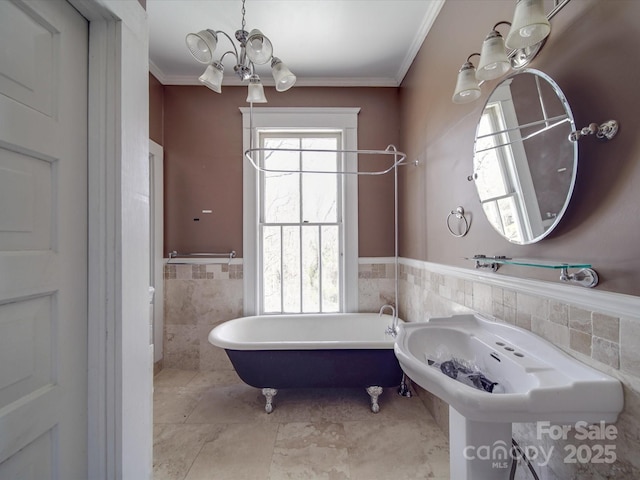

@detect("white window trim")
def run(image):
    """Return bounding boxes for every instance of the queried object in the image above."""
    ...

[240,107,360,315]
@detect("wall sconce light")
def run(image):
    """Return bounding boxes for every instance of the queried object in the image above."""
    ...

[452,0,568,104]
[506,0,551,50]
[476,22,512,81]
[452,53,481,104]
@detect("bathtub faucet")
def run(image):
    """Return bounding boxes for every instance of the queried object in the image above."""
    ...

[379,304,398,337]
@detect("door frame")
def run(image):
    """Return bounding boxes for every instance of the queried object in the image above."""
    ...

[149,140,164,365]
[67,1,151,478]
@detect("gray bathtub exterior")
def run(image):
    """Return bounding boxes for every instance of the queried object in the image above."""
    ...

[226,348,403,389]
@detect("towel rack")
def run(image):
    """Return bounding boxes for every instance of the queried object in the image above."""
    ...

[168,250,236,265]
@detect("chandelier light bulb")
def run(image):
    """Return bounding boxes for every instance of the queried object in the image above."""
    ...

[251,37,262,50]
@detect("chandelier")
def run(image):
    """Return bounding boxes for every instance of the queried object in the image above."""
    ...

[185,0,296,103]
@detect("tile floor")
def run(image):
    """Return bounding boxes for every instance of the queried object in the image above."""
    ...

[153,368,450,480]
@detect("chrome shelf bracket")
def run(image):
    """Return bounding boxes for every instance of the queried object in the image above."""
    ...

[559,266,599,288]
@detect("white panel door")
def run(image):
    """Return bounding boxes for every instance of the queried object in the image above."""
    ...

[0,1,88,479]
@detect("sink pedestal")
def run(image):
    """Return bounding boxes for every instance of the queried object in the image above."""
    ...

[449,407,512,480]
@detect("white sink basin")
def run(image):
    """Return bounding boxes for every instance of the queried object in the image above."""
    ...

[394,313,623,424]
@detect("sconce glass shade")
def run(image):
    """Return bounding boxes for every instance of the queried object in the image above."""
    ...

[271,58,296,92]
[452,62,481,104]
[246,75,268,103]
[186,29,218,64]
[476,30,511,81]
[245,29,273,65]
[198,62,224,93]
[505,0,551,49]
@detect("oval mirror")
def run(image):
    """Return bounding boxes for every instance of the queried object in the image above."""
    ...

[472,69,577,244]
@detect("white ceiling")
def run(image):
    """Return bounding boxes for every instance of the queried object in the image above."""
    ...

[147,0,445,87]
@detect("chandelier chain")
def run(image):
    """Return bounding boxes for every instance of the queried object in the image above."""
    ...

[241,0,246,31]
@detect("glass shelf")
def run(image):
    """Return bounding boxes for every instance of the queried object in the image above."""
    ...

[471,256,592,270]
[469,255,598,288]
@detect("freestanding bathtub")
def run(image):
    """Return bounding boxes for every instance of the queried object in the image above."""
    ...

[208,313,404,413]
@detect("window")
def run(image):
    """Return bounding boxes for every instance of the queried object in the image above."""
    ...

[260,133,341,313]
[241,108,360,315]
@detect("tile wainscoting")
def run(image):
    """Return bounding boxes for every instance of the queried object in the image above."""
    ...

[398,258,640,480]
[162,257,640,478]
[162,259,396,372]
[163,263,243,371]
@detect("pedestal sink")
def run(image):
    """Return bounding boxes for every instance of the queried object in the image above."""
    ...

[394,314,623,480]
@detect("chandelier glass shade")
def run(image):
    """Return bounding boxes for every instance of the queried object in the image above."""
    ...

[198,61,224,93]
[271,58,297,92]
[245,29,273,65]
[246,74,268,103]
[186,29,218,65]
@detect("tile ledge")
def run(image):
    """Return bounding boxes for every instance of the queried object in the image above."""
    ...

[400,258,640,320]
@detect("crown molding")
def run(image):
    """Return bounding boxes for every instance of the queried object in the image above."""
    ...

[147,70,401,88]
[395,0,445,85]
[148,60,167,83]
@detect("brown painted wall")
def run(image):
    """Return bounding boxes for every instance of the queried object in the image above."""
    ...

[149,73,164,145]
[163,86,399,257]
[399,0,640,296]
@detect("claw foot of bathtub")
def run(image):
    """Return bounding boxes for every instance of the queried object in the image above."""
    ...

[262,388,278,413]
[366,386,383,413]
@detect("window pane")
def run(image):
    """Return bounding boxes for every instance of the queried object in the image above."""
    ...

[263,138,300,223]
[301,225,320,313]
[321,225,339,312]
[263,137,300,171]
[482,201,504,235]
[475,106,510,200]
[497,197,522,243]
[302,137,338,223]
[282,226,301,313]
[262,226,281,313]
[482,196,522,243]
